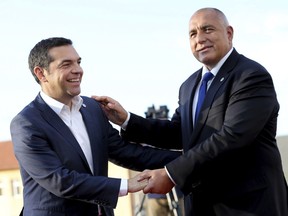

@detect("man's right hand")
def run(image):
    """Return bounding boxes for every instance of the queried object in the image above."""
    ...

[128,173,149,193]
[92,95,128,126]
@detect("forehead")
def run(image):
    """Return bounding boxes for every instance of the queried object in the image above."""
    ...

[189,10,221,30]
[48,45,80,62]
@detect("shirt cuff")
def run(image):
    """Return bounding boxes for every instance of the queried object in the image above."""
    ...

[119,179,128,197]
[165,166,176,185]
[121,111,130,131]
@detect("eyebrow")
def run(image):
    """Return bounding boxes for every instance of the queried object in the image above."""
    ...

[189,24,215,34]
[200,24,214,29]
[58,57,81,67]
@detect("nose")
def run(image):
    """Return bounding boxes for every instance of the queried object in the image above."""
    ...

[194,31,208,44]
[71,63,83,74]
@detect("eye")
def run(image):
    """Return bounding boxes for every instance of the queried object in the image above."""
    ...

[61,63,70,68]
[204,27,214,33]
[189,31,196,39]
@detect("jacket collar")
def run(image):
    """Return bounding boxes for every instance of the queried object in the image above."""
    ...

[191,49,240,143]
[34,93,92,174]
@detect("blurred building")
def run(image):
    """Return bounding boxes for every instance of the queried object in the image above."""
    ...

[0,141,23,216]
[277,135,288,179]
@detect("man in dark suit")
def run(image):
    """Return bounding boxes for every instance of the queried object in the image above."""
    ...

[10,37,180,216]
[94,7,288,216]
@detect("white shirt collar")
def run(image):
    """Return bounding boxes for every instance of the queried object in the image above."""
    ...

[202,47,233,77]
[40,91,83,115]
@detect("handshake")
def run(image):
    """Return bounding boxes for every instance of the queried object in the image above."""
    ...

[127,168,175,195]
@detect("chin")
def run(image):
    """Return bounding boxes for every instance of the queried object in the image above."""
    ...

[70,90,81,97]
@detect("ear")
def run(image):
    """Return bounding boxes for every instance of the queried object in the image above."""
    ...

[34,67,47,83]
[227,25,234,42]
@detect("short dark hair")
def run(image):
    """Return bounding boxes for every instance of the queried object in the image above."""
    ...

[28,37,73,83]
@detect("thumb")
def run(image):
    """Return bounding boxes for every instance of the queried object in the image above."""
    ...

[143,179,153,194]
[137,169,151,182]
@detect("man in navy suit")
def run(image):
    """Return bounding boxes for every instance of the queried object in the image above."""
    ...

[10,37,180,216]
[94,7,288,216]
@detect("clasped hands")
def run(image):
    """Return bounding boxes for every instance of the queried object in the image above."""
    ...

[128,168,175,194]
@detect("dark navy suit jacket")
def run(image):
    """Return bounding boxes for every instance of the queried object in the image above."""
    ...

[121,49,288,216]
[11,95,180,216]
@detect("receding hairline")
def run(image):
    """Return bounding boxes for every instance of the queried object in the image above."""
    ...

[190,7,230,26]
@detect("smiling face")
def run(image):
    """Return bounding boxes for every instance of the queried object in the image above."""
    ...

[34,45,83,106]
[189,8,233,70]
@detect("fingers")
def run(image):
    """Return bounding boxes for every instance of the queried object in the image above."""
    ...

[128,174,149,193]
[140,170,156,194]
[143,179,154,194]
[137,169,151,182]
[92,96,119,112]
[133,170,154,194]
[92,95,115,104]
[129,169,175,195]
[91,95,107,103]
[91,95,127,125]
[92,96,111,107]
[141,169,175,194]
[138,178,149,189]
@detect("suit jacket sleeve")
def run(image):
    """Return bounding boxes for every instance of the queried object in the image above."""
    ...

[121,112,182,150]
[81,97,182,171]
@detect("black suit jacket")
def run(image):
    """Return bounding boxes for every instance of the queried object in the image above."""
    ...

[121,49,288,215]
[10,95,180,216]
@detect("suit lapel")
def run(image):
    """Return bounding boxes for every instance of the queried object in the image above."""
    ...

[80,105,98,174]
[80,100,105,176]
[34,94,91,172]
[183,70,202,133]
[190,49,240,145]
[202,49,239,120]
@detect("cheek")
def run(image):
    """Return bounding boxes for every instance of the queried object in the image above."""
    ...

[190,40,197,52]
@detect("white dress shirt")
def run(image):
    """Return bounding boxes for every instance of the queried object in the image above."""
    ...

[40,91,127,196]
[40,91,94,173]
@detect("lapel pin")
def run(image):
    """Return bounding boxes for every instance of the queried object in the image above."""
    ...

[220,77,224,82]
[82,104,86,108]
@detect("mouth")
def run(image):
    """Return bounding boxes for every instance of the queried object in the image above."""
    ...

[197,46,212,52]
[68,78,80,83]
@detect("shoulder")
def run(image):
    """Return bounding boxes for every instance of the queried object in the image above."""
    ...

[230,49,269,74]
[11,97,39,122]
[80,96,106,116]
[179,69,201,92]
[81,96,100,108]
